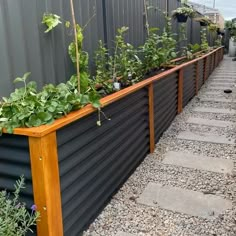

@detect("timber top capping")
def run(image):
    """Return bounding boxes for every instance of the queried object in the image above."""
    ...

[3,47,223,138]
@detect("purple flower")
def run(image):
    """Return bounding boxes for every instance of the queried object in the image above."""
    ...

[31,204,37,212]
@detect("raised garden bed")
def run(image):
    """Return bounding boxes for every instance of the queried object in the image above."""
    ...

[0,47,224,236]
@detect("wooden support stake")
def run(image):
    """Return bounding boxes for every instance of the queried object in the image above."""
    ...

[148,83,155,153]
[195,61,199,95]
[29,132,63,236]
[178,69,183,114]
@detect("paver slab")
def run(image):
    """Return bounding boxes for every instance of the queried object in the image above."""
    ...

[209,82,235,86]
[116,232,135,236]
[193,107,236,114]
[137,183,232,219]
[202,91,222,96]
[177,131,235,145]
[208,86,235,90]
[211,79,236,82]
[163,151,234,174]
[200,98,236,103]
[187,117,234,128]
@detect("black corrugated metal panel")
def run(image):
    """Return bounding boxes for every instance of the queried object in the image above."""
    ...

[183,63,196,107]
[198,59,204,90]
[153,73,178,142]
[205,57,210,79]
[0,134,33,207]
[57,89,150,236]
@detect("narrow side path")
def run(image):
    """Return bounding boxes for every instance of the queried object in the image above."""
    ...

[84,57,236,236]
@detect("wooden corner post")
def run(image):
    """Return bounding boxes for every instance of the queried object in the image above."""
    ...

[148,83,155,153]
[195,61,199,95]
[29,132,63,236]
[178,68,184,114]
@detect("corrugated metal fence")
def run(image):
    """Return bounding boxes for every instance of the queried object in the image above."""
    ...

[0,0,215,97]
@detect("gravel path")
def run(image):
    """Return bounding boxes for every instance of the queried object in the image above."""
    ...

[84,57,236,236]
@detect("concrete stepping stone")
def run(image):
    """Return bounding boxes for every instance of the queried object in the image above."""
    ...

[187,117,234,128]
[211,79,236,82]
[116,232,135,236]
[163,151,234,174]
[208,87,235,91]
[137,183,232,219]
[200,98,236,103]
[177,131,235,145]
[209,82,235,86]
[193,107,236,114]
[202,91,222,96]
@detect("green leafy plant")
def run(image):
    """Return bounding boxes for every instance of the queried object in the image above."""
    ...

[111,27,143,86]
[208,24,218,33]
[172,6,195,18]
[158,15,177,65]
[141,28,162,73]
[200,28,210,52]
[195,16,211,26]
[0,176,40,236]
[42,13,62,33]
[94,41,113,95]
[188,43,201,54]
[0,73,100,133]
[214,38,222,47]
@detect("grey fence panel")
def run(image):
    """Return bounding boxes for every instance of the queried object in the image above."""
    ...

[192,21,201,45]
[57,89,150,235]
[0,0,212,98]
[0,0,105,97]
[148,0,167,33]
[104,0,145,49]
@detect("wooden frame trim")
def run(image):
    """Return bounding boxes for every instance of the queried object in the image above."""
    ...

[148,83,155,153]
[4,47,223,138]
[178,68,183,114]
[29,132,63,236]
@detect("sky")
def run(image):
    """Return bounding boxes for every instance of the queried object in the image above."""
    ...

[191,0,236,20]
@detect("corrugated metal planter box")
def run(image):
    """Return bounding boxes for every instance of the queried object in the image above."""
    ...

[0,47,224,236]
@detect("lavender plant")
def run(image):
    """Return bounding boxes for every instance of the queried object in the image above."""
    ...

[0,176,40,236]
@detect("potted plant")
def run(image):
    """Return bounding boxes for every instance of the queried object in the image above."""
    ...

[194,17,211,27]
[208,23,218,33]
[172,6,195,23]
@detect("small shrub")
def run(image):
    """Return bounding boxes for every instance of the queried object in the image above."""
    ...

[0,176,40,236]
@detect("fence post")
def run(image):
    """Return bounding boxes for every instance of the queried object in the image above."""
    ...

[195,61,199,95]
[148,83,155,153]
[29,132,63,236]
[178,68,183,114]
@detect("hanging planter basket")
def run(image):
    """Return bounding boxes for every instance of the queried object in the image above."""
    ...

[176,14,188,23]
[200,21,208,27]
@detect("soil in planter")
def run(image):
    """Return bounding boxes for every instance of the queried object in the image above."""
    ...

[143,68,166,80]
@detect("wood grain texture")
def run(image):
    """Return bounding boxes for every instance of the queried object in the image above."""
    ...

[4,47,223,138]
[148,83,155,153]
[178,69,184,114]
[29,132,63,236]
